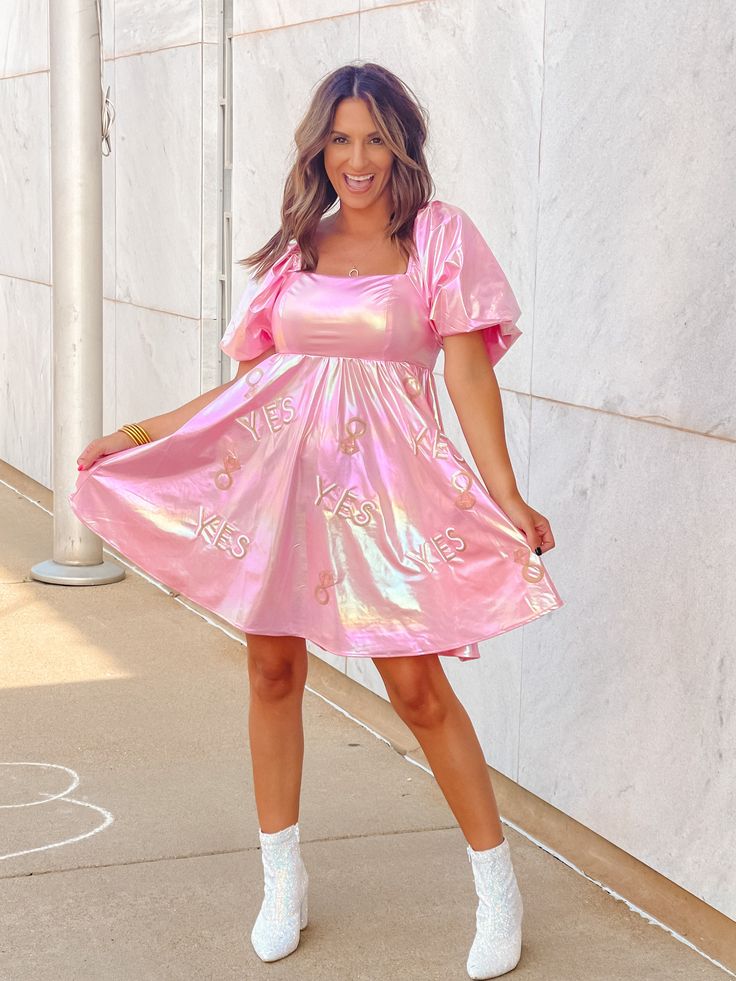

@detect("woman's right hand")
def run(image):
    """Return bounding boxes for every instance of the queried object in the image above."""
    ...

[77,430,137,471]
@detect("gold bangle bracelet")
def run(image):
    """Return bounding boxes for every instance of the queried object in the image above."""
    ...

[118,423,152,446]
[129,424,151,444]
[128,424,151,444]
[117,425,143,445]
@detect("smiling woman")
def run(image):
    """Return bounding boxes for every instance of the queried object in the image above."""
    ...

[326,120,388,197]
[238,62,435,280]
[316,99,413,276]
[69,60,564,980]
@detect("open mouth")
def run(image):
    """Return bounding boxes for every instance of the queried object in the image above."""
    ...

[343,173,375,193]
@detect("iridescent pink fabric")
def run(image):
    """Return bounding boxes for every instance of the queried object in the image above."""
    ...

[69,199,564,660]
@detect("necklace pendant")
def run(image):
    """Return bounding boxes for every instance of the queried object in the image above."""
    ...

[348,265,359,278]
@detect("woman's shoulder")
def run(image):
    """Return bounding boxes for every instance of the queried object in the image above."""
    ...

[413,199,480,265]
[417,198,472,232]
[257,238,302,281]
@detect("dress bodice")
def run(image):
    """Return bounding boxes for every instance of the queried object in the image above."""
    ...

[272,270,441,370]
[220,199,524,373]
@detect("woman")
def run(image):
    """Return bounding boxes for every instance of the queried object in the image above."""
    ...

[71,62,564,979]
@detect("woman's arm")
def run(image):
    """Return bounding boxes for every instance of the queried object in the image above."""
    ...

[442,332,555,555]
[443,332,519,501]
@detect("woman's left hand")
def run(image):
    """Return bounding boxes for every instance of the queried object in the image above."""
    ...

[495,492,556,555]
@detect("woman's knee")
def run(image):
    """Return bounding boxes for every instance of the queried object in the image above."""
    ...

[373,654,450,728]
[246,634,307,701]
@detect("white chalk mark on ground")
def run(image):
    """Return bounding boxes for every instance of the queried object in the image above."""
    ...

[0,762,114,861]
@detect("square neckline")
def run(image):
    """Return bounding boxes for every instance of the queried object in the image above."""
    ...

[296,206,429,281]
[303,263,411,282]
[302,249,414,281]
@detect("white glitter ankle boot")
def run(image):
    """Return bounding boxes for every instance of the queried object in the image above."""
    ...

[250,822,309,962]
[466,836,523,979]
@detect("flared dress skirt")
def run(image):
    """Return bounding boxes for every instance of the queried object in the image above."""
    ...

[68,199,565,660]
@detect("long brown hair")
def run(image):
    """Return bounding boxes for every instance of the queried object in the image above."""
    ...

[238,61,435,280]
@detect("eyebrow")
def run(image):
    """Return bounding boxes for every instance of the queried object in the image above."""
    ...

[329,129,381,137]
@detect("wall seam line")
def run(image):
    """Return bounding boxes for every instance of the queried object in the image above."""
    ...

[518,0,549,786]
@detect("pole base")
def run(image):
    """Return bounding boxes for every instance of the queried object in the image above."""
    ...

[30,559,126,586]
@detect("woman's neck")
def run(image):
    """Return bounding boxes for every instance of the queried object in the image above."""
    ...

[331,199,393,239]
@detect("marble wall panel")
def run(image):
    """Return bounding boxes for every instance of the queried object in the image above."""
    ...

[520,398,736,918]
[115,0,203,57]
[235,0,360,36]
[114,302,201,427]
[201,42,220,325]
[114,45,202,319]
[0,277,52,487]
[0,0,48,75]
[0,72,50,283]
[532,0,736,439]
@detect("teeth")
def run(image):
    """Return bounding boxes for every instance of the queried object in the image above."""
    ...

[346,174,373,181]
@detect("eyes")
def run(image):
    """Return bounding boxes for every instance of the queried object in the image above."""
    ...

[331,136,383,145]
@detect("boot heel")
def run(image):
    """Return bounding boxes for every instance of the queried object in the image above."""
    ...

[300,891,308,929]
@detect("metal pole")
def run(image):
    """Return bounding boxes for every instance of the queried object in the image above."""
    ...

[218,0,234,386]
[32,0,124,585]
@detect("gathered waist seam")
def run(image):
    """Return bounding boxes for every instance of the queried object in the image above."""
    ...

[274,349,436,372]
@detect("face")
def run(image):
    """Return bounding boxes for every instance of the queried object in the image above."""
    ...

[323,97,395,211]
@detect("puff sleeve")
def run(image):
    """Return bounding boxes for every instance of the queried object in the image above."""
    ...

[219,241,300,361]
[424,201,522,367]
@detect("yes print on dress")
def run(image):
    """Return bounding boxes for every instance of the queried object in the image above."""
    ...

[194,505,252,560]
[403,526,467,574]
[236,396,296,442]
[314,474,378,527]
[409,422,466,462]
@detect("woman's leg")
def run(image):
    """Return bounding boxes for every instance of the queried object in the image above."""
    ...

[245,633,308,833]
[372,653,504,850]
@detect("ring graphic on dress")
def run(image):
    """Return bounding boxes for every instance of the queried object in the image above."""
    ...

[513,546,545,584]
[339,417,367,455]
[243,367,263,397]
[315,570,338,604]
[451,470,476,509]
[403,375,422,400]
[214,449,242,490]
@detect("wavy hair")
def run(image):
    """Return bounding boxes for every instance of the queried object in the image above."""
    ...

[238,61,435,279]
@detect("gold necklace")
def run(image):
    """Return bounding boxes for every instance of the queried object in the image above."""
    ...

[345,233,389,277]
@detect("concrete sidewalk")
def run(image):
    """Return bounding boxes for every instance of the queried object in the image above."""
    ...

[0,471,729,981]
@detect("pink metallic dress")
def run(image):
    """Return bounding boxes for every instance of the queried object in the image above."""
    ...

[69,199,564,660]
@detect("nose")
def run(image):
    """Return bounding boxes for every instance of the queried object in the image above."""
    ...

[348,143,367,170]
